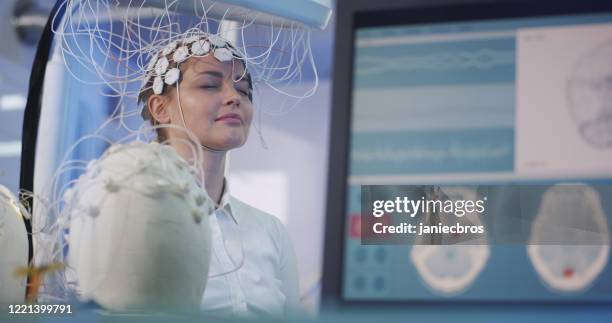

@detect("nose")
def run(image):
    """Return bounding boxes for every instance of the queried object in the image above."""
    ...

[223,81,241,107]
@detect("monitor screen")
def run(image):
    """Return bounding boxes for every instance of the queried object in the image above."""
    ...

[343,11,612,301]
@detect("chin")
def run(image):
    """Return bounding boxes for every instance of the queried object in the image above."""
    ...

[203,137,246,151]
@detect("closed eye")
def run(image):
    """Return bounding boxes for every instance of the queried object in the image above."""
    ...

[236,87,250,96]
[200,84,220,89]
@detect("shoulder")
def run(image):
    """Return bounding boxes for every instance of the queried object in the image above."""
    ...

[229,196,284,229]
[229,196,290,245]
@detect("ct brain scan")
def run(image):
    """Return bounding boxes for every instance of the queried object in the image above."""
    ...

[567,40,612,148]
[528,184,610,292]
[410,187,490,296]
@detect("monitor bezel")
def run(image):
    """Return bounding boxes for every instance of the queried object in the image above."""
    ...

[322,0,612,308]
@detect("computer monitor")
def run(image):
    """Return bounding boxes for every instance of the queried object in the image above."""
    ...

[323,0,612,307]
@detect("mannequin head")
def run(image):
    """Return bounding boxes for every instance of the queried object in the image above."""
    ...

[0,186,28,303]
[67,143,214,312]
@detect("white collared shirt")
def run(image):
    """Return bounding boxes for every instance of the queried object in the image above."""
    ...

[200,181,300,318]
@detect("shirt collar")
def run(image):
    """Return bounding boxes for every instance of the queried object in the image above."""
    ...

[215,178,238,224]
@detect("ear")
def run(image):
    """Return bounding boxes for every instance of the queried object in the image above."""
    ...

[147,95,171,124]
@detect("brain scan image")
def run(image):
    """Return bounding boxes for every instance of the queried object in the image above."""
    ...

[567,40,612,148]
[410,187,490,296]
[528,184,610,293]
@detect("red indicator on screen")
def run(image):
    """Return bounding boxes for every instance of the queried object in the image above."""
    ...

[349,214,362,239]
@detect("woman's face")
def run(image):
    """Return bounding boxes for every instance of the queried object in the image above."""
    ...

[163,55,253,151]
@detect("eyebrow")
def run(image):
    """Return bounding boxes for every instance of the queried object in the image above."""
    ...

[235,76,250,84]
[195,71,224,79]
[194,70,252,87]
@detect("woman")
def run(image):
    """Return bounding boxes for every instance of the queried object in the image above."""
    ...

[138,35,301,318]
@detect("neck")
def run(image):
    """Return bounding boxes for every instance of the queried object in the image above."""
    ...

[168,140,227,205]
[201,150,226,205]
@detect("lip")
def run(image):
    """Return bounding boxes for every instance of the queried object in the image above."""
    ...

[215,113,242,124]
